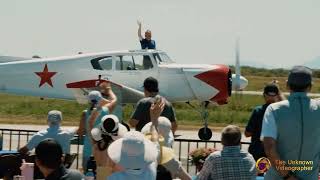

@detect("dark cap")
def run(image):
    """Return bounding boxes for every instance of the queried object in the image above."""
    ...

[263,83,279,96]
[287,66,312,87]
[35,138,62,168]
[143,77,159,93]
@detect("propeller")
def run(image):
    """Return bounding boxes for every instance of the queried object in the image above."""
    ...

[231,38,248,92]
[235,38,241,91]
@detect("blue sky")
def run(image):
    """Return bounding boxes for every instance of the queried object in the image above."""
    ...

[0,0,319,68]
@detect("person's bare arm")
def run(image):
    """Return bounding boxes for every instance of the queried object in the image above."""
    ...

[77,112,86,138]
[150,100,165,142]
[244,131,252,137]
[88,109,100,132]
[171,121,178,134]
[137,20,143,40]
[18,146,29,154]
[102,83,117,113]
[264,137,297,179]
[86,109,102,154]
[129,118,139,128]
[177,167,192,180]
[168,104,178,133]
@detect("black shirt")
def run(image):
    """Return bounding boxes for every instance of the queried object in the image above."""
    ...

[46,166,84,180]
[131,96,176,131]
[245,104,269,160]
[140,39,156,49]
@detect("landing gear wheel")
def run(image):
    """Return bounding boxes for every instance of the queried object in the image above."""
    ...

[198,127,212,140]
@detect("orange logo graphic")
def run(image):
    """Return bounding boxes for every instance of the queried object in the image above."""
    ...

[256,157,271,173]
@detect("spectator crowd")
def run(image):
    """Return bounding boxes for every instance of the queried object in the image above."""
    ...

[5,65,320,180]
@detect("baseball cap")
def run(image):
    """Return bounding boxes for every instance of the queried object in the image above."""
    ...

[143,77,159,93]
[88,91,102,103]
[91,115,128,141]
[47,110,62,124]
[263,83,279,96]
[108,131,158,170]
[287,66,312,87]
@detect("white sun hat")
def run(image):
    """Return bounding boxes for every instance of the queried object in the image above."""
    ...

[141,116,174,147]
[91,114,128,141]
[107,131,158,170]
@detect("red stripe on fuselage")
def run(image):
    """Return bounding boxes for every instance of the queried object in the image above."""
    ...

[66,79,122,88]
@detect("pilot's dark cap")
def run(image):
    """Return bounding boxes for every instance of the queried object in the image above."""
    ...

[287,66,312,88]
[143,77,159,93]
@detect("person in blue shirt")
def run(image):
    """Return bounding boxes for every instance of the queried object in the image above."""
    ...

[137,20,156,49]
[77,82,117,172]
[261,66,320,180]
[19,110,75,155]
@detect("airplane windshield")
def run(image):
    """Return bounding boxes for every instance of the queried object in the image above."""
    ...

[153,53,174,64]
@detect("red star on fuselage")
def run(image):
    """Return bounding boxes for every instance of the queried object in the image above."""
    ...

[35,64,57,87]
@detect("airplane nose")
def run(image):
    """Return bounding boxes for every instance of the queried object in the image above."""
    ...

[240,76,248,90]
[232,74,248,90]
[193,65,231,104]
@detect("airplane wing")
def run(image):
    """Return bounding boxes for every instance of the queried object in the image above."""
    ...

[0,56,30,63]
[237,91,320,98]
[66,78,144,104]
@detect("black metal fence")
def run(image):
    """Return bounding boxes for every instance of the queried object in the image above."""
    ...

[0,128,83,169]
[0,128,251,174]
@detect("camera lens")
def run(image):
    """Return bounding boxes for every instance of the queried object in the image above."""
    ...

[102,118,116,133]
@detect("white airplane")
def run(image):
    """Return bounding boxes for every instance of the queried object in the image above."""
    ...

[0,49,248,140]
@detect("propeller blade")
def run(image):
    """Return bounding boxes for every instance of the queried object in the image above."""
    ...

[235,38,241,90]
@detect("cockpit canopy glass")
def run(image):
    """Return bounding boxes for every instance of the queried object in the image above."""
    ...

[153,53,174,64]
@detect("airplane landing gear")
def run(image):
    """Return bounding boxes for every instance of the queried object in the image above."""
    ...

[198,101,212,140]
[186,101,213,141]
[198,127,212,141]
